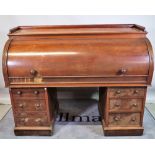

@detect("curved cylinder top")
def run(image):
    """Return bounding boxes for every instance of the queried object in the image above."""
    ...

[3,24,154,87]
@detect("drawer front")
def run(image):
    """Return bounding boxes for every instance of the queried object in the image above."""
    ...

[13,99,46,112]
[109,88,145,98]
[108,113,141,127]
[109,98,143,111]
[14,111,48,118]
[15,113,49,127]
[11,88,45,99]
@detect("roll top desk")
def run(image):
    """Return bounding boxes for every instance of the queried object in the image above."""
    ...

[2,24,154,136]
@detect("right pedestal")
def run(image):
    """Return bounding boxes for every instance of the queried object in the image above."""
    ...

[99,87,147,136]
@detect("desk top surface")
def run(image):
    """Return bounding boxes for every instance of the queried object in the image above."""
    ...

[9,24,147,36]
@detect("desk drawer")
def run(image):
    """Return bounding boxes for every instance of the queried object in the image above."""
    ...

[13,99,46,112]
[15,112,49,127]
[109,98,143,112]
[108,113,141,127]
[109,88,145,98]
[11,88,45,99]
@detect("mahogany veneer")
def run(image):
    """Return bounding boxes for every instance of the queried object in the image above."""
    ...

[2,24,154,136]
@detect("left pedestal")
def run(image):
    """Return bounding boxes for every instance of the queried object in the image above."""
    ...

[9,88,58,136]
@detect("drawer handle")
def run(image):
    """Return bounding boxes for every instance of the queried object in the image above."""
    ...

[116,90,121,94]
[114,116,120,121]
[134,90,139,94]
[115,103,120,107]
[132,103,137,107]
[19,103,24,108]
[30,69,37,76]
[131,117,136,122]
[17,91,22,95]
[120,68,127,75]
[20,113,26,116]
[21,118,29,123]
[35,103,41,108]
[34,90,39,95]
[35,118,42,124]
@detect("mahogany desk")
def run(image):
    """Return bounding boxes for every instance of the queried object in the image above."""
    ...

[2,24,154,136]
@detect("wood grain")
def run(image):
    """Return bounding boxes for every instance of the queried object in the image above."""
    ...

[3,24,154,136]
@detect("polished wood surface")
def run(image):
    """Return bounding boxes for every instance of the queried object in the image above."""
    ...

[2,24,154,136]
[99,87,147,136]
[3,24,153,87]
[109,98,142,112]
[108,113,141,127]
[6,38,151,85]
[8,39,149,77]
[8,24,147,36]
[10,88,58,136]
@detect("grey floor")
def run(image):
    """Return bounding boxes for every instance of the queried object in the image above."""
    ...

[0,99,155,139]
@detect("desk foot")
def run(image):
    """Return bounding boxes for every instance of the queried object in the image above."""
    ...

[102,120,144,136]
[14,126,53,136]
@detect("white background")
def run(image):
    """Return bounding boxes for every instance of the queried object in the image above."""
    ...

[0,15,155,104]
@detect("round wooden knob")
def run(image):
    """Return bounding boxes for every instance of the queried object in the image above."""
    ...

[134,90,139,94]
[20,113,26,116]
[25,118,29,122]
[120,68,127,74]
[19,103,24,108]
[30,69,37,76]
[131,117,136,122]
[17,91,22,95]
[35,118,42,124]
[35,118,41,122]
[114,116,120,121]
[132,103,137,107]
[34,90,39,95]
[116,90,121,94]
[35,103,40,108]
[21,118,29,123]
[115,103,120,107]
